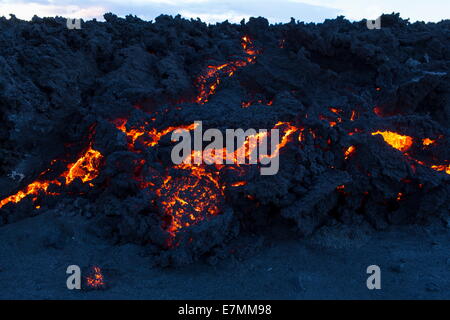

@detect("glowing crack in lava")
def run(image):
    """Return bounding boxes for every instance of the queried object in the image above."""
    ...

[195,36,259,104]
[114,118,198,148]
[0,146,103,209]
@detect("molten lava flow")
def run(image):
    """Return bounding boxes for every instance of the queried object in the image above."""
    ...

[195,36,259,104]
[4,28,448,256]
[0,146,103,210]
[86,266,105,289]
[371,131,413,152]
[146,123,198,147]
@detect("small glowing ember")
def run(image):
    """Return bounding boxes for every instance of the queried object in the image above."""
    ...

[422,138,435,146]
[373,106,383,116]
[241,99,273,108]
[329,107,342,114]
[344,145,356,159]
[86,266,105,289]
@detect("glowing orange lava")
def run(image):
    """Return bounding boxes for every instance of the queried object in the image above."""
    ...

[430,164,450,175]
[180,121,298,166]
[114,118,145,146]
[0,180,54,209]
[371,131,413,152]
[371,131,449,175]
[115,118,198,148]
[0,147,103,209]
[63,147,103,184]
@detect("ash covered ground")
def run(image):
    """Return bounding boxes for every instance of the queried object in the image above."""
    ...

[0,13,449,298]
